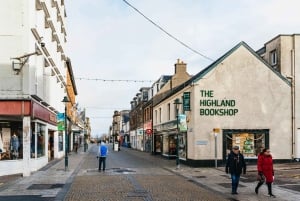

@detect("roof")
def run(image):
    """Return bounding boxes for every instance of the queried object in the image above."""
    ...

[153,41,291,106]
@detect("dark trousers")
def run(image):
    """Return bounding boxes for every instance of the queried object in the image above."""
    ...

[98,157,106,171]
[231,174,240,193]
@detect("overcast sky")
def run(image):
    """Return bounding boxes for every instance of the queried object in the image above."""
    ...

[66,0,300,137]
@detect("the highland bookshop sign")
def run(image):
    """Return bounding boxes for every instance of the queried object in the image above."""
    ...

[199,90,238,116]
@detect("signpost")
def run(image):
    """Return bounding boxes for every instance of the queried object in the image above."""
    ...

[213,128,220,168]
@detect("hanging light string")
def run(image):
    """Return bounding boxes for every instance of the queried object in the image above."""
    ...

[75,77,154,83]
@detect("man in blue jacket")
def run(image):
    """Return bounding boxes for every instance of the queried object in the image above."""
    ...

[98,141,108,172]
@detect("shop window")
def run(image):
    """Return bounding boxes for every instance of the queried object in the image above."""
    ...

[163,135,176,156]
[162,135,169,155]
[155,135,162,153]
[178,133,187,160]
[37,123,46,157]
[0,123,23,160]
[58,131,63,151]
[224,130,268,159]
[31,123,46,158]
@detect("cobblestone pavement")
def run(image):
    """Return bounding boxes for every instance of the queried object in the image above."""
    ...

[0,144,300,201]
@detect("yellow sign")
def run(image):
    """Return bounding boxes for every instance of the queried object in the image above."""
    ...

[213,128,220,133]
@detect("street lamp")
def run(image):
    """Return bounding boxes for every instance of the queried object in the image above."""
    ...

[174,98,182,169]
[62,96,70,171]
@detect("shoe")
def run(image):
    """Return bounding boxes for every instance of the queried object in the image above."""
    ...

[269,194,276,198]
[231,192,238,195]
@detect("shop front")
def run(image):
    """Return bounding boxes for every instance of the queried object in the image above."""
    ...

[182,42,292,166]
[144,121,152,152]
[154,119,188,160]
[0,99,58,176]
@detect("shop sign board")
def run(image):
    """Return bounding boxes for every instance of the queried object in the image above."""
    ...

[57,113,65,131]
[196,140,208,145]
[199,90,239,116]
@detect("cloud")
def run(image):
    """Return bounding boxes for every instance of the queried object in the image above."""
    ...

[67,0,300,136]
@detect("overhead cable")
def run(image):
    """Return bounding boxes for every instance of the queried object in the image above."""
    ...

[122,0,215,62]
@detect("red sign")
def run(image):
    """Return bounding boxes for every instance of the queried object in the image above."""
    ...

[145,129,152,135]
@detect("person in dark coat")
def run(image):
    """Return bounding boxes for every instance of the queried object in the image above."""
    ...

[225,146,246,194]
[255,148,276,197]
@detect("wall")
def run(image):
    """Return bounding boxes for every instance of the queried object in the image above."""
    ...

[188,45,291,160]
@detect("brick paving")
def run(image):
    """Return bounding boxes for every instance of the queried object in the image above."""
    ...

[0,144,300,201]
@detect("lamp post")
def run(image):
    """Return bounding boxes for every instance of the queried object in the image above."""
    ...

[62,96,70,171]
[174,98,182,169]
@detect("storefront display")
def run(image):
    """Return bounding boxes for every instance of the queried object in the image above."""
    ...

[224,130,267,159]
[178,133,187,160]
[31,122,46,158]
[0,124,23,160]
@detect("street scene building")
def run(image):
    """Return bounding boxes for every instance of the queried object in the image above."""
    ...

[0,0,88,177]
[117,34,300,167]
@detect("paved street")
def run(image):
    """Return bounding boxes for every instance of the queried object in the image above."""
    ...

[64,144,227,201]
[0,144,300,201]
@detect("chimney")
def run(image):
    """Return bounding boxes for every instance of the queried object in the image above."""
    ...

[174,59,187,74]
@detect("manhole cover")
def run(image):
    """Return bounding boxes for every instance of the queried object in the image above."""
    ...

[27,183,64,190]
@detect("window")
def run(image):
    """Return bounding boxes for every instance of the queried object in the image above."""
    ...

[224,129,268,159]
[31,122,46,158]
[270,50,277,66]
[167,103,171,121]
[159,108,162,123]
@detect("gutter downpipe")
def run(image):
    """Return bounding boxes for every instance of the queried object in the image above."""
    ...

[291,37,296,160]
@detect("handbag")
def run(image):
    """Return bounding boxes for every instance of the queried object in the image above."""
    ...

[257,174,265,182]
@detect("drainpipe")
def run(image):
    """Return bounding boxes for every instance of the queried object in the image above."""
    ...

[291,37,296,159]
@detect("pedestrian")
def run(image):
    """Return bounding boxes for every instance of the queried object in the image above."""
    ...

[225,146,246,195]
[255,148,276,197]
[98,140,108,172]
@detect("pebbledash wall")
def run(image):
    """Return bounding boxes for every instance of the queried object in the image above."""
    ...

[153,35,299,166]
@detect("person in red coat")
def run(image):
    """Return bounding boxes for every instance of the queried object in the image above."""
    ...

[255,148,276,197]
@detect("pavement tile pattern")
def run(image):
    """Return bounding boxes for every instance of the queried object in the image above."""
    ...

[0,144,300,201]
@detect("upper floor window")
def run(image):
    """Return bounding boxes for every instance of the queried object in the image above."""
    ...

[167,103,171,121]
[270,50,277,66]
[159,108,162,123]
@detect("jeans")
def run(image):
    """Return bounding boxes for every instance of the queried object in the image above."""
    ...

[99,157,106,171]
[231,174,240,193]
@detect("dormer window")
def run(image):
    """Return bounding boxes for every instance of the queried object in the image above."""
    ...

[270,50,277,66]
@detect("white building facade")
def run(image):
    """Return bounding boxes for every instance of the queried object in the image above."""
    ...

[0,0,69,176]
[153,35,299,166]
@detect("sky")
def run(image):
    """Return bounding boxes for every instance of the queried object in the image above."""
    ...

[66,0,300,137]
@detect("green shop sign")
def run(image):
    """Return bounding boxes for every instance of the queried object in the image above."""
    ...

[199,90,238,116]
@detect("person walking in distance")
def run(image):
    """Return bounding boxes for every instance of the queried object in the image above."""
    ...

[225,146,246,195]
[98,140,108,172]
[255,148,276,197]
